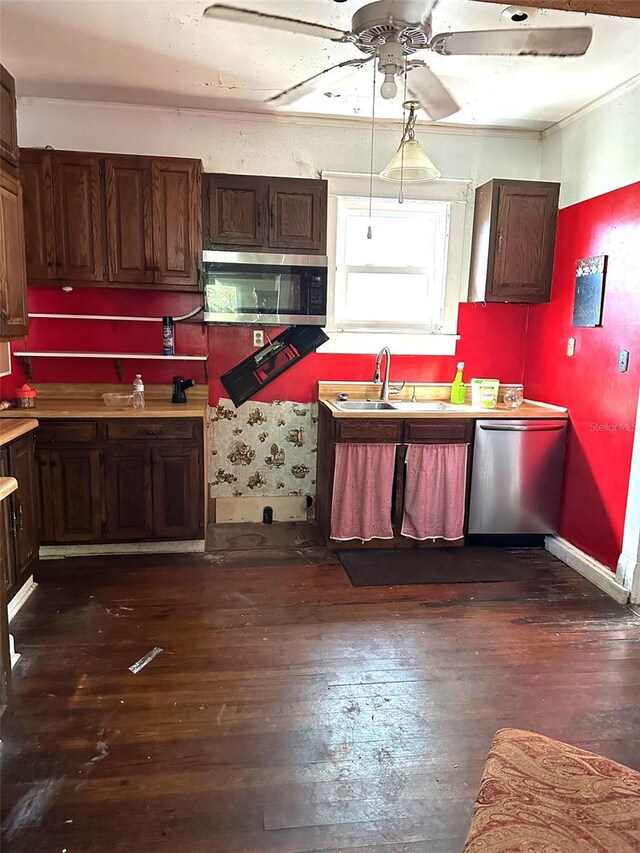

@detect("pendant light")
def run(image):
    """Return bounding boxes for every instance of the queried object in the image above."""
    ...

[380,101,440,186]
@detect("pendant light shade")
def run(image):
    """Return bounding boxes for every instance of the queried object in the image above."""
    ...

[379,100,440,186]
[380,139,440,183]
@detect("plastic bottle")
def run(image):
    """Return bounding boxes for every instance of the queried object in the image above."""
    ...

[132,374,145,409]
[162,316,175,355]
[450,361,466,405]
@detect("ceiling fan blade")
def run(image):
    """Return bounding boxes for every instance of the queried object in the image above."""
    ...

[406,63,460,121]
[266,58,373,106]
[430,27,593,56]
[203,4,351,41]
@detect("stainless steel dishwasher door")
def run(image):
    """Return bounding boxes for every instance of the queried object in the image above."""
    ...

[468,419,567,534]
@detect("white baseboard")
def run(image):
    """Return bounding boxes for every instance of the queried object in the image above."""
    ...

[39,540,205,558]
[8,576,37,622]
[545,536,629,604]
[9,633,20,669]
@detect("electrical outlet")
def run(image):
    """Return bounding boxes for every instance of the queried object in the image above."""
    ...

[567,337,576,357]
[253,330,264,348]
[619,349,630,373]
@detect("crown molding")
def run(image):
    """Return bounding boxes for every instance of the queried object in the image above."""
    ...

[18,96,543,140]
[543,73,640,138]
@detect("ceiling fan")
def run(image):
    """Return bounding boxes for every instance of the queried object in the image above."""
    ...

[203,0,593,121]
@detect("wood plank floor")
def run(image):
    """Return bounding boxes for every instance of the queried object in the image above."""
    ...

[1,545,639,852]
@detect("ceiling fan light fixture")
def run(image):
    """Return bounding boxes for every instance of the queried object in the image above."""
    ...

[380,139,441,182]
[380,72,398,99]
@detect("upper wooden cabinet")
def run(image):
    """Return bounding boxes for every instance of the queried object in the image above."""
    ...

[20,149,202,291]
[203,173,327,255]
[0,64,28,340]
[151,158,201,287]
[0,65,19,175]
[468,179,560,303]
[52,152,104,282]
[0,169,28,340]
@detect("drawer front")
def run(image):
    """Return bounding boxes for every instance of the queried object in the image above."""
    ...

[404,419,473,445]
[37,420,98,445]
[335,419,403,443]
[104,419,200,442]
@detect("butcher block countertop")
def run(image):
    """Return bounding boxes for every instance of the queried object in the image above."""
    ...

[0,384,208,419]
[0,418,39,447]
[318,382,568,420]
[0,476,18,502]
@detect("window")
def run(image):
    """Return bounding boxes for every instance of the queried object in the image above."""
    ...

[322,172,470,355]
[334,196,450,334]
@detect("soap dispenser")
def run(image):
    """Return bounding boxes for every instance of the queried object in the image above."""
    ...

[450,361,466,405]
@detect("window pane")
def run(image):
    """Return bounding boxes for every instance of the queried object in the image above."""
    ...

[342,272,437,327]
[343,209,443,268]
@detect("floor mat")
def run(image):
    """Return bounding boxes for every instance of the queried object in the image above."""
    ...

[337,546,540,587]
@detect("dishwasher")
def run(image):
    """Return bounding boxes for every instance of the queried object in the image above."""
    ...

[468,419,567,534]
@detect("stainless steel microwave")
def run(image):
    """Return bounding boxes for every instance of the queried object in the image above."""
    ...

[202,251,327,326]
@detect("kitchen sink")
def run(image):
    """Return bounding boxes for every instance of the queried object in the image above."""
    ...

[335,399,471,412]
[390,401,472,412]
[335,400,397,410]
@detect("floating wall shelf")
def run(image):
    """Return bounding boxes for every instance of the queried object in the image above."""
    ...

[13,351,209,382]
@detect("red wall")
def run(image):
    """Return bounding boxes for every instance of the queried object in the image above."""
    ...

[1,295,529,404]
[523,182,640,571]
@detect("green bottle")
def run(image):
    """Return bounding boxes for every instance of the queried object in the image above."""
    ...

[450,361,466,405]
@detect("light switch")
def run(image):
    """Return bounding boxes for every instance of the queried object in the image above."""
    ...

[619,350,630,372]
[567,337,576,357]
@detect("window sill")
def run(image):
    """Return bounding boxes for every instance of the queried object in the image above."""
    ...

[318,331,460,356]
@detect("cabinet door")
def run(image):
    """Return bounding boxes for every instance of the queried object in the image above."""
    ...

[491,182,559,303]
[268,179,327,253]
[152,442,204,539]
[204,173,267,249]
[0,448,17,600]
[0,65,18,173]
[8,433,40,585]
[151,158,201,289]
[105,156,155,284]
[20,150,56,280]
[0,169,28,340]
[104,444,154,540]
[49,447,103,542]
[52,152,104,281]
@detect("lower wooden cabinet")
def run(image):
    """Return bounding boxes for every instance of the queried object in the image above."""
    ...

[36,418,204,544]
[39,447,103,543]
[1,432,40,601]
[315,407,473,548]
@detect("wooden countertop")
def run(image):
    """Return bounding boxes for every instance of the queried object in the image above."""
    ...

[0,383,208,420]
[0,418,39,447]
[317,382,567,420]
[0,476,18,502]
[320,399,568,419]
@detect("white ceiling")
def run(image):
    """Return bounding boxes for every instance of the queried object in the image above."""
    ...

[1,0,639,130]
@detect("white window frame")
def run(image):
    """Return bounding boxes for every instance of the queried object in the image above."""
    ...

[320,171,471,355]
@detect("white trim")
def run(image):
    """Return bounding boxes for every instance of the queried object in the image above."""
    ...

[9,634,20,669]
[39,540,205,557]
[8,577,37,621]
[618,387,640,603]
[321,172,469,356]
[542,74,640,139]
[545,536,629,604]
[18,96,543,139]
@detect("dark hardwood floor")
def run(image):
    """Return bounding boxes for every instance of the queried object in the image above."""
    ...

[1,545,639,852]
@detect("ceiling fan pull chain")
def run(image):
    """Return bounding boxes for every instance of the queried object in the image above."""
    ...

[399,69,408,205]
[367,56,377,240]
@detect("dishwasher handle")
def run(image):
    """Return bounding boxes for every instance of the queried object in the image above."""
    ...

[479,423,565,432]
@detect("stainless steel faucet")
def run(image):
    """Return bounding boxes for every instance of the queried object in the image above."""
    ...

[373,347,392,401]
